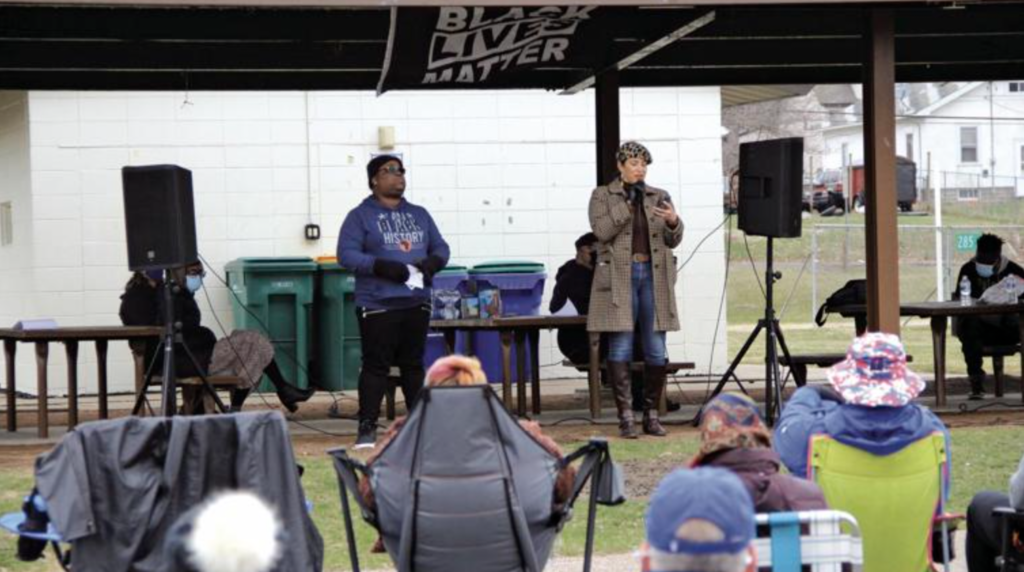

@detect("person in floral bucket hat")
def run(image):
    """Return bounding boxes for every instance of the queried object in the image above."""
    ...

[773,332,950,480]
[692,393,827,513]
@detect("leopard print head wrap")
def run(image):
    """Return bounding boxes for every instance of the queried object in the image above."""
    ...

[616,141,652,165]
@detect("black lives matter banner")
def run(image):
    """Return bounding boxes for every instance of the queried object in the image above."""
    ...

[377,6,601,93]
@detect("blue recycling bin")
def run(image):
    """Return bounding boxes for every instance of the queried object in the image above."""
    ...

[467,262,546,383]
[424,266,469,368]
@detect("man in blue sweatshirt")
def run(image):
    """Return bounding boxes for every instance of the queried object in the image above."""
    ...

[337,154,450,448]
[774,333,950,483]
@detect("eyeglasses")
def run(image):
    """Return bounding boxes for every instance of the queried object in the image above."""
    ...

[378,165,406,176]
[186,268,206,278]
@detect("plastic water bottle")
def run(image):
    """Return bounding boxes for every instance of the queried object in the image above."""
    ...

[960,276,972,306]
[1004,276,1017,304]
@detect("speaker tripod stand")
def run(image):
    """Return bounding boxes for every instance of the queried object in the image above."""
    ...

[698,236,795,427]
[132,274,227,417]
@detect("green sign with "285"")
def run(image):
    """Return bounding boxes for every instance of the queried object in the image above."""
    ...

[955,232,983,252]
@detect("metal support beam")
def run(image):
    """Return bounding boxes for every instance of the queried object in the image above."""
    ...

[863,9,900,334]
[595,70,620,186]
[563,11,715,95]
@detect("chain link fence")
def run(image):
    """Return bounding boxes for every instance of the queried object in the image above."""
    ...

[807,224,1024,323]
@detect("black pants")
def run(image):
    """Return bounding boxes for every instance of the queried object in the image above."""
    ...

[357,305,431,424]
[958,315,1020,376]
[966,490,1012,572]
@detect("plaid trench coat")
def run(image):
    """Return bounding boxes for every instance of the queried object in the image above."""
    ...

[586,178,683,333]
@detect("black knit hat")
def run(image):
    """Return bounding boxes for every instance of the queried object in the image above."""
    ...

[575,232,598,250]
[367,154,404,189]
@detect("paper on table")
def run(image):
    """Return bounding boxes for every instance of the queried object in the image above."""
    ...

[979,274,1024,305]
[406,265,424,290]
[13,318,59,330]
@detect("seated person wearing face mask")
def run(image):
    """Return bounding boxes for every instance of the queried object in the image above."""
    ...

[953,233,1024,399]
[119,261,314,413]
[550,233,600,365]
[550,233,679,413]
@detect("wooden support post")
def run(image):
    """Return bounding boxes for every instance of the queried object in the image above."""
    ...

[500,330,514,412]
[863,9,901,334]
[515,330,528,417]
[96,339,109,420]
[65,341,79,428]
[595,70,620,186]
[5,340,16,432]
[529,330,541,415]
[35,342,49,439]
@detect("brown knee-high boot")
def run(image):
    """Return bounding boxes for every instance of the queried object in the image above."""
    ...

[608,361,638,439]
[642,364,668,437]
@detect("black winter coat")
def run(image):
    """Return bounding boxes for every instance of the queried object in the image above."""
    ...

[953,256,1024,300]
[119,280,216,377]
[34,412,324,572]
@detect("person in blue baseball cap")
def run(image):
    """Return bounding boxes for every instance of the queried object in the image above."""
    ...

[642,467,756,572]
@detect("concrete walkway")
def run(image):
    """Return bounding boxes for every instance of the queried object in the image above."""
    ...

[365,531,969,572]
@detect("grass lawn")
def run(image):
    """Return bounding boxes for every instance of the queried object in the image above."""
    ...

[726,202,1024,326]
[724,199,1023,379]
[728,323,1022,378]
[3,423,1024,571]
[731,201,1023,268]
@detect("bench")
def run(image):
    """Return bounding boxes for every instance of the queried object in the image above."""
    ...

[778,354,847,388]
[984,344,1023,398]
[779,353,912,388]
[151,375,243,415]
[562,359,696,416]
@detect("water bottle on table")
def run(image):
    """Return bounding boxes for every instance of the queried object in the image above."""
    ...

[1003,275,1018,304]
[959,275,972,306]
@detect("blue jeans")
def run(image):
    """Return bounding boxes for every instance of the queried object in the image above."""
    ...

[607,262,667,365]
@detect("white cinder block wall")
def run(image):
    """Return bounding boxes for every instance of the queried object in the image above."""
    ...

[0,92,33,334]
[7,88,726,395]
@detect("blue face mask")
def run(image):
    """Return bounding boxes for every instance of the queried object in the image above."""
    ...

[975,263,995,279]
[185,275,203,293]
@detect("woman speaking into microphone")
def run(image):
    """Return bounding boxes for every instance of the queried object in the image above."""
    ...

[587,141,682,439]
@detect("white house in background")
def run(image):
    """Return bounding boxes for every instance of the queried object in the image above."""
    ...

[822,81,1024,199]
[0,88,727,396]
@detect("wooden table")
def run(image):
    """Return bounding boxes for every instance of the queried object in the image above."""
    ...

[834,301,1024,407]
[1,326,162,438]
[429,316,603,417]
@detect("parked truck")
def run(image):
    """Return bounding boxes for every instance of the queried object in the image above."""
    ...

[850,156,917,212]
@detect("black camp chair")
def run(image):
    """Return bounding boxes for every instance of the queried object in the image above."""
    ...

[1,412,323,572]
[330,385,625,572]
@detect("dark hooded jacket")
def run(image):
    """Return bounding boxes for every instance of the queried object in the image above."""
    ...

[774,386,951,493]
[119,277,216,377]
[695,447,827,513]
[953,255,1024,300]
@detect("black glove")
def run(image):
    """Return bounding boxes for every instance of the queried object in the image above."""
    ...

[415,255,447,285]
[372,259,410,284]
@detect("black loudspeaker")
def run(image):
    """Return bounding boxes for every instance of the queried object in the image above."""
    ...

[122,164,198,271]
[737,138,804,238]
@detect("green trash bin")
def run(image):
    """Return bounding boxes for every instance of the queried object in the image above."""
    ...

[317,261,361,391]
[225,257,317,392]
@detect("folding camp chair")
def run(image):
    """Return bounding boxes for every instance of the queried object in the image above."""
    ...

[992,506,1024,572]
[809,433,962,572]
[330,384,626,572]
[1,493,316,572]
[0,491,71,570]
[1,412,323,572]
[752,510,863,572]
